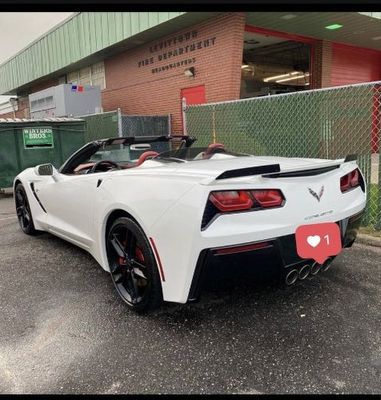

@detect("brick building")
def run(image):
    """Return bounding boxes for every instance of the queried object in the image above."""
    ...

[1,12,381,133]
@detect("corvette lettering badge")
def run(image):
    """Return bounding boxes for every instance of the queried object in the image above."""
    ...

[308,185,324,202]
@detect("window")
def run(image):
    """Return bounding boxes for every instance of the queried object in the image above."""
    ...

[90,62,106,90]
[66,61,106,90]
[79,67,91,86]
[67,70,79,85]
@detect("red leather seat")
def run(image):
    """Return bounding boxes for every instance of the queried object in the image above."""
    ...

[203,143,226,159]
[136,151,159,166]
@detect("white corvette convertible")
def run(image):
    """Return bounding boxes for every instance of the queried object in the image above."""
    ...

[14,135,366,312]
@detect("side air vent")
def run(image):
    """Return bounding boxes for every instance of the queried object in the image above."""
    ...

[30,183,47,213]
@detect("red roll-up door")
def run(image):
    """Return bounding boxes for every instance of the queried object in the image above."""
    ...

[331,44,381,152]
[331,43,381,86]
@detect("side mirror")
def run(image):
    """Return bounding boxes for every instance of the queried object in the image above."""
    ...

[36,163,54,176]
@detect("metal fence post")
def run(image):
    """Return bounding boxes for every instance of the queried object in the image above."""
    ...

[212,105,216,144]
[376,151,381,230]
[374,86,381,231]
[168,114,172,136]
[117,108,123,137]
[182,97,187,135]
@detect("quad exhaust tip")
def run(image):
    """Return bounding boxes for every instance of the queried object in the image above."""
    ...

[311,261,322,275]
[285,257,334,285]
[298,264,311,280]
[285,269,299,286]
[321,257,334,272]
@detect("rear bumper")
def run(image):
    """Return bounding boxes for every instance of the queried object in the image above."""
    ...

[187,210,363,302]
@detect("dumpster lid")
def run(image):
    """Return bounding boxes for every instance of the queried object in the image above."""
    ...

[0,117,83,123]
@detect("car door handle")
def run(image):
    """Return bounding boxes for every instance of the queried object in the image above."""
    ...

[97,179,103,188]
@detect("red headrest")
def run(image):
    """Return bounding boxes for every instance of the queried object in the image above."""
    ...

[204,143,225,155]
[136,151,159,166]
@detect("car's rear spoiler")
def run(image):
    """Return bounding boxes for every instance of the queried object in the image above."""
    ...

[215,154,357,180]
[215,164,281,180]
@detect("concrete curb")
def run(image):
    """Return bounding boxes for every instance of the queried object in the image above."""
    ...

[356,233,381,248]
[0,193,13,199]
[0,188,13,196]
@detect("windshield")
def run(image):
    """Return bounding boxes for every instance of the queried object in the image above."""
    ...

[89,141,170,163]
[60,135,190,174]
[59,135,249,175]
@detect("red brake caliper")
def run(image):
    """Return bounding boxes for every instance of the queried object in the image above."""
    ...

[119,240,127,266]
[119,243,144,265]
[135,247,145,263]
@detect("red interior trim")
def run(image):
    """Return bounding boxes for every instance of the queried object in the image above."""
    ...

[149,237,165,282]
[245,24,317,45]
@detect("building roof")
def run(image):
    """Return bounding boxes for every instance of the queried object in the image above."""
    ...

[0,117,83,123]
[0,12,380,96]
[0,12,220,96]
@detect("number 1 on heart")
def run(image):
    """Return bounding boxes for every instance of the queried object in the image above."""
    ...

[324,234,330,245]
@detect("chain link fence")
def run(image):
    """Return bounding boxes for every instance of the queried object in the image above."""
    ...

[81,110,171,144]
[185,82,381,231]
[120,114,171,137]
[80,110,119,142]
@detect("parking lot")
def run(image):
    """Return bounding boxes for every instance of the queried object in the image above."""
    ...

[0,193,380,394]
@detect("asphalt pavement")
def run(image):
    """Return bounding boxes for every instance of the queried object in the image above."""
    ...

[0,194,380,394]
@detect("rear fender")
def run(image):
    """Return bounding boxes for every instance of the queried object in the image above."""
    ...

[94,176,199,273]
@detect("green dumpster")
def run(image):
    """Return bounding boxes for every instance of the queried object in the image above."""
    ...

[0,118,86,189]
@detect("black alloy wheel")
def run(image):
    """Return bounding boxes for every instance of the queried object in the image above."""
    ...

[15,184,37,235]
[106,217,163,313]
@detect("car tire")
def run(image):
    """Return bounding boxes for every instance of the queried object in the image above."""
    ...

[15,183,37,236]
[106,216,163,313]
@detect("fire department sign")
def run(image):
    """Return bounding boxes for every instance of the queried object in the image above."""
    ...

[137,30,217,74]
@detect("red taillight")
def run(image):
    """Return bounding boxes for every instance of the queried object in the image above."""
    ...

[209,190,253,212]
[350,169,359,187]
[340,174,351,192]
[341,168,361,193]
[208,189,284,213]
[251,189,284,208]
